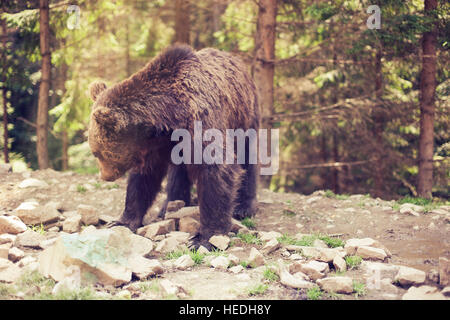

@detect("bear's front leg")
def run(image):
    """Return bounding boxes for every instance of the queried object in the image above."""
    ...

[113,167,167,232]
[189,164,243,248]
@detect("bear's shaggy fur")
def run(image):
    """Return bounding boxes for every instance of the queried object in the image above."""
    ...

[88,44,260,242]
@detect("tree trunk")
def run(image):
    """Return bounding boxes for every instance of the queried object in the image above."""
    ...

[332,132,340,194]
[253,0,277,128]
[417,0,437,199]
[59,60,68,171]
[1,15,8,163]
[37,0,51,169]
[373,47,384,198]
[174,0,190,44]
[253,0,277,187]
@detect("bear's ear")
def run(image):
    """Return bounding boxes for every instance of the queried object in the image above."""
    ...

[89,81,107,102]
[92,107,127,133]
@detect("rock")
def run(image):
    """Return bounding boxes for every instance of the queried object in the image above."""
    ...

[378,278,399,294]
[399,203,424,216]
[208,235,230,251]
[279,267,314,289]
[427,269,440,284]
[178,216,200,234]
[0,215,27,234]
[108,227,154,257]
[0,234,16,245]
[154,237,185,254]
[333,255,347,272]
[128,256,164,279]
[402,285,446,300]
[259,231,282,242]
[210,256,229,270]
[248,247,265,267]
[18,178,49,189]
[18,256,37,267]
[77,205,99,225]
[230,219,248,233]
[52,265,81,295]
[394,266,426,286]
[137,220,176,239]
[263,238,280,254]
[197,245,209,255]
[306,196,321,204]
[229,265,244,274]
[167,231,190,244]
[228,254,240,266]
[8,247,24,262]
[356,246,387,261]
[62,214,82,233]
[166,200,185,212]
[159,279,188,298]
[439,257,449,286]
[361,261,400,282]
[39,237,58,250]
[0,243,10,259]
[13,201,60,225]
[15,230,45,248]
[165,206,200,221]
[344,237,390,257]
[174,254,195,270]
[291,260,329,281]
[316,276,353,294]
[0,258,22,283]
[286,245,341,263]
[98,215,115,224]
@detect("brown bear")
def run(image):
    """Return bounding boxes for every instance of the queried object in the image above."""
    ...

[88,44,260,245]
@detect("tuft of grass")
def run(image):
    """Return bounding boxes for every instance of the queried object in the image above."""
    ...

[240,261,249,268]
[165,249,205,265]
[319,235,344,248]
[324,190,349,200]
[28,223,46,235]
[138,280,160,293]
[247,283,268,296]
[282,209,296,217]
[345,255,363,270]
[277,233,344,248]
[76,184,87,193]
[396,196,443,213]
[0,283,16,299]
[263,267,279,282]
[241,217,256,229]
[18,270,55,288]
[35,287,98,300]
[106,183,119,190]
[353,281,366,298]
[306,286,322,300]
[236,232,262,245]
[93,182,102,189]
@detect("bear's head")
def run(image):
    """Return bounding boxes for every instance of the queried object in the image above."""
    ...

[88,81,144,181]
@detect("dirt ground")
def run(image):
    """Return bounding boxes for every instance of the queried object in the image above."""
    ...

[0,168,449,300]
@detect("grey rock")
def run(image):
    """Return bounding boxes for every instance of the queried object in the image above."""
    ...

[174,254,195,270]
[15,230,45,248]
[209,235,230,251]
[8,247,24,262]
[317,276,353,294]
[402,285,446,300]
[0,215,27,235]
[394,266,426,286]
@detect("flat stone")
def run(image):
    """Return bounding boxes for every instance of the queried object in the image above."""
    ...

[228,254,240,266]
[248,247,265,267]
[356,246,387,261]
[15,230,45,248]
[167,231,190,244]
[18,178,49,189]
[13,202,60,225]
[159,279,188,298]
[291,260,329,281]
[344,237,391,257]
[178,216,200,234]
[197,245,209,255]
[259,231,282,242]
[209,235,230,251]
[229,265,244,274]
[317,276,353,294]
[128,256,164,279]
[230,219,248,233]
[279,267,314,289]
[0,215,27,234]
[98,215,115,224]
[165,206,200,220]
[62,214,82,233]
[402,285,446,300]
[0,234,16,245]
[174,254,195,270]
[77,205,99,225]
[394,266,426,286]
[210,256,229,270]
[154,237,185,254]
[137,220,176,239]
[0,243,11,259]
[361,261,400,281]
[286,245,341,263]
[263,238,280,254]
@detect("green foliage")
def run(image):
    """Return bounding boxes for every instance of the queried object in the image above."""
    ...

[76,185,87,193]
[165,249,205,265]
[276,233,344,248]
[263,267,279,282]
[28,223,46,235]
[241,217,256,229]
[236,232,262,245]
[345,256,363,270]
[247,283,268,296]
[306,286,323,300]
[353,281,367,298]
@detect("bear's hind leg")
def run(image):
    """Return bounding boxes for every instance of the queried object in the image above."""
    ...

[158,164,191,219]
[233,162,258,220]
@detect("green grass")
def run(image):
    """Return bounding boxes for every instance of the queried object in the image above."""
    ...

[263,267,279,282]
[28,223,46,235]
[324,190,350,200]
[93,182,102,189]
[236,232,262,245]
[0,283,16,299]
[165,249,206,265]
[353,281,366,298]
[345,255,363,270]
[247,284,268,296]
[76,184,87,193]
[239,261,249,268]
[282,209,296,217]
[306,286,323,300]
[34,287,99,300]
[106,183,120,190]
[137,280,160,293]
[73,167,99,175]
[276,233,344,248]
[396,196,444,213]
[241,217,256,229]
